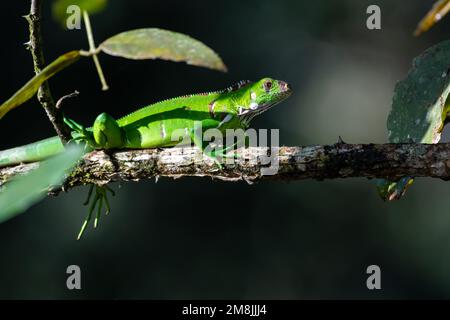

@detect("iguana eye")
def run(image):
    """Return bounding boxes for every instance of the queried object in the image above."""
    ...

[263,81,272,92]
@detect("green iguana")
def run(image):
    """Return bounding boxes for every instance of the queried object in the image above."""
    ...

[0,77,292,238]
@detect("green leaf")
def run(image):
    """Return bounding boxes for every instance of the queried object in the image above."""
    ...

[0,145,84,224]
[378,40,450,201]
[99,28,228,72]
[0,51,80,119]
[52,0,107,27]
[387,40,450,144]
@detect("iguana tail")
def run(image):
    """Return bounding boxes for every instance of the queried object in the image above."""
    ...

[376,177,414,201]
[0,136,64,168]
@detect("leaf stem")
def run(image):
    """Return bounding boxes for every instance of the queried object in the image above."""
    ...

[82,11,109,91]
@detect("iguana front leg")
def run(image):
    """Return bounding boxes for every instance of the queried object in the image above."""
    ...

[190,119,241,170]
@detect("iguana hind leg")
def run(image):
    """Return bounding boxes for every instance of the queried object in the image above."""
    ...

[77,185,115,240]
[92,113,125,149]
[62,113,125,239]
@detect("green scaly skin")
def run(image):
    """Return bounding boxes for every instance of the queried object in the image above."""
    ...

[0,78,292,238]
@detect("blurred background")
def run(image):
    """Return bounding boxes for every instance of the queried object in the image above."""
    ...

[1,0,450,299]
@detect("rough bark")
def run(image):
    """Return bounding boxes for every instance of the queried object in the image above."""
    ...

[1,143,450,192]
[27,0,72,142]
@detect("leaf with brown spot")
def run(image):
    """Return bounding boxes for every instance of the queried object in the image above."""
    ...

[99,28,227,72]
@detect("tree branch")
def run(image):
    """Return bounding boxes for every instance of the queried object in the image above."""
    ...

[26,0,72,143]
[1,143,450,191]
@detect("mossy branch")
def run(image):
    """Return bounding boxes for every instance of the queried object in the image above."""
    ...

[1,143,450,193]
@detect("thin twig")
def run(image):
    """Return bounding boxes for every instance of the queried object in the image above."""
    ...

[27,0,72,143]
[56,91,80,110]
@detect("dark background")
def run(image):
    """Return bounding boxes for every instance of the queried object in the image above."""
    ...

[1,0,450,299]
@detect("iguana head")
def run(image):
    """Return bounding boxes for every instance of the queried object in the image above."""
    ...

[237,77,292,126]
